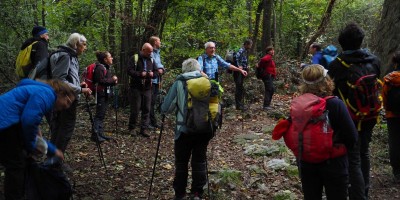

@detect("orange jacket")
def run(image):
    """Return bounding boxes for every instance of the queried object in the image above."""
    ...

[383,71,400,118]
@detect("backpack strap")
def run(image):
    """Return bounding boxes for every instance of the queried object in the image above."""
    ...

[176,80,188,126]
[337,57,351,68]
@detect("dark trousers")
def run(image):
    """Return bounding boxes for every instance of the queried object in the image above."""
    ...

[348,120,375,200]
[94,95,108,136]
[50,100,77,153]
[128,87,151,130]
[262,74,274,107]
[300,156,349,200]
[0,124,26,200]
[173,134,210,197]
[233,71,245,108]
[387,118,400,178]
[150,83,159,126]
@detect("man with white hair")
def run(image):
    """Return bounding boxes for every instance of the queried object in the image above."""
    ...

[161,58,212,200]
[198,41,247,80]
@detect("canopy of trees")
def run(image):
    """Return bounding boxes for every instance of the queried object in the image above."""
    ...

[1,0,396,95]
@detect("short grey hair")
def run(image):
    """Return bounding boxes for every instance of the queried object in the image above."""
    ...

[182,58,200,73]
[204,41,215,49]
[65,33,87,49]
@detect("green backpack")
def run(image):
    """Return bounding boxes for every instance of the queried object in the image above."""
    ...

[15,41,38,78]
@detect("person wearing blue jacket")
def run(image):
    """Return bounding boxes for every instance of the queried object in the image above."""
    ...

[0,79,74,199]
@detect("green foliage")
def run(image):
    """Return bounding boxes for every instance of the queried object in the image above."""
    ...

[274,190,297,200]
[216,169,242,186]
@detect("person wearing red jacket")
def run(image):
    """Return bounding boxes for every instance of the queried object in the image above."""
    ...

[257,46,276,110]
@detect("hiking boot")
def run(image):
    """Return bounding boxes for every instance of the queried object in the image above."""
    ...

[99,133,113,140]
[148,124,159,130]
[138,130,150,138]
[189,192,202,200]
[263,106,272,111]
[61,163,73,173]
[174,194,186,200]
[91,134,106,143]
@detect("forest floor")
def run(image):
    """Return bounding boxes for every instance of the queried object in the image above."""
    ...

[1,73,400,200]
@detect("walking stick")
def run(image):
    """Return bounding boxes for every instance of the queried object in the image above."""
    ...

[148,114,166,200]
[114,85,118,135]
[84,96,107,173]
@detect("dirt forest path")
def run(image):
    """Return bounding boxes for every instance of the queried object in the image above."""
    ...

[1,84,399,199]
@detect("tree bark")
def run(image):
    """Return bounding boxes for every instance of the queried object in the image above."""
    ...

[251,0,264,53]
[301,0,336,59]
[119,0,134,106]
[142,0,169,43]
[261,0,273,50]
[375,0,400,74]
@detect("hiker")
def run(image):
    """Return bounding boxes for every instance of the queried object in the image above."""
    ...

[161,58,213,200]
[233,39,252,110]
[91,51,118,142]
[309,43,324,66]
[149,36,165,129]
[257,46,276,110]
[273,64,358,199]
[328,22,381,199]
[198,41,247,80]
[0,79,75,199]
[17,26,49,79]
[49,33,91,162]
[127,43,159,137]
[382,51,400,183]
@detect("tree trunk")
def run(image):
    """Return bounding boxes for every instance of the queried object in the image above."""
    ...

[247,0,252,36]
[261,0,273,50]
[119,0,134,106]
[41,0,46,26]
[301,0,336,59]
[251,0,264,53]
[108,0,117,57]
[142,0,169,42]
[375,0,400,74]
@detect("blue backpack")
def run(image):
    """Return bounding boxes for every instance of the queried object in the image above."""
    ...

[322,45,338,67]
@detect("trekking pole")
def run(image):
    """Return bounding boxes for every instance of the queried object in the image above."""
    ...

[148,114,166,200]
[241,72,245,134]
[206,157,211,199]
[84,95,108,173]
[114,85,118,136]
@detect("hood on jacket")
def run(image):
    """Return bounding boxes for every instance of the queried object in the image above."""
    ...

[339,49,378,64]
[176,71,203,81]
[21,37,48,50]
[57,45,78,58]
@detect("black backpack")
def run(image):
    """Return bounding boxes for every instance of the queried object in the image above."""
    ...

[255,66,265,79]
[337,57,382,125]
[26,157,72,200]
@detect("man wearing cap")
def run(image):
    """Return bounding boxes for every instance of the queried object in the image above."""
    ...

[19,25,50,79]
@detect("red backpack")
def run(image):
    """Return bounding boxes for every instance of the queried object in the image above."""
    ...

[272,93,347,163]
[82,63,106,91]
